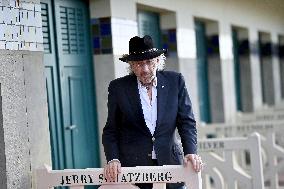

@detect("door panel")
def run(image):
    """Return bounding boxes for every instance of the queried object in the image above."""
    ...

[62,67,97,168]
[69,73,95,168]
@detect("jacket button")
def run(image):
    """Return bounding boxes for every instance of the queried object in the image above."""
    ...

[152,137,155,142]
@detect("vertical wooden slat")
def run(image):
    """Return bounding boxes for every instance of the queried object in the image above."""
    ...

[70,186,84,189]
[152,183,167,189]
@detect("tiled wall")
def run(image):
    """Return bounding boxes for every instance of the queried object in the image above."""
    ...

[92,17,112,54]
[207,35,220,56]
[91,17,178,57]
[0,0,43,51]
[238,40,249,55]
[280,45,284,58]
[259,42,272,57]
[162,29,177,56]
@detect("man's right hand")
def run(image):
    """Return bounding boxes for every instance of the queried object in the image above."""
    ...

[104,159,121,182]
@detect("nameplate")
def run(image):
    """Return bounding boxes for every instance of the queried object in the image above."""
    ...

[37,165,201,188]
[59,171,173,185]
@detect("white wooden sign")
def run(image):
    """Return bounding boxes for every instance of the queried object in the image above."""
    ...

[36,164,202,189]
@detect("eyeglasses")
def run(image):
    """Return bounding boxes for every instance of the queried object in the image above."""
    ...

[130,59,157,68]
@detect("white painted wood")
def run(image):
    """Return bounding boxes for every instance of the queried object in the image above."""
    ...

[153,183,167,189]
[198,122,284,189]
[99,184,139,189]
[197,133,264,189]
[70,186,84,189]
[234,110,284,123]
[36,164,201,189]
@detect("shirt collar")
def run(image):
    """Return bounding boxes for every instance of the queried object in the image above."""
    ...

[137,76,157,89]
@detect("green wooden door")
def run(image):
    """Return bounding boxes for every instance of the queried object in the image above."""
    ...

[41,0,100,170]
[137,10,162,48]
[232,29,242,111]
[195,21,211,123]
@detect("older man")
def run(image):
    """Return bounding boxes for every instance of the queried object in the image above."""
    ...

[102,35,202,189]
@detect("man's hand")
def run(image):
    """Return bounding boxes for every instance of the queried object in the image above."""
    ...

[184,154,204,172]
[104,159,121,182]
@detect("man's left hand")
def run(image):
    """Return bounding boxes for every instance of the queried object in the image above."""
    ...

[184,154,204,172]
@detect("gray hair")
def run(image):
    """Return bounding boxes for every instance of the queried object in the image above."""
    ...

[127,54,166,74]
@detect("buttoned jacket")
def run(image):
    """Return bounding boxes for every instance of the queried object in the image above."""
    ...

[102,71,197,167]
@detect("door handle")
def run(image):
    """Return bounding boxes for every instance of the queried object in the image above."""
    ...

[65,125,77,130]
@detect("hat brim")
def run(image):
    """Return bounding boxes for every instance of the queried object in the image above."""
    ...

[119,49,167,62]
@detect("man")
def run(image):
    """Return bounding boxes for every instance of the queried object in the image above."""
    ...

[102,35,203,189]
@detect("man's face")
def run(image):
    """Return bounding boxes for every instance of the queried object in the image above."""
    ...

[130,57,159,84]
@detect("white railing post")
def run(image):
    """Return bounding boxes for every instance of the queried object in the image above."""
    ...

[248,133,265,189]
[36,164,51,189]
[152,183,166,189]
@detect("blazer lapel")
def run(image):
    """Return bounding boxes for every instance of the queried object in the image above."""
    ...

[125,75,152,135]
[156,72,169,133]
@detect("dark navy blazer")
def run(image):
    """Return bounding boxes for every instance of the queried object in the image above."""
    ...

[102,71,197,167]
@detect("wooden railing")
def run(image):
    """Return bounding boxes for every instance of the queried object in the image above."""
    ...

[198,121,284,189]
[36,164,202,189]
[234,109,284,123]
[198,133,264,189]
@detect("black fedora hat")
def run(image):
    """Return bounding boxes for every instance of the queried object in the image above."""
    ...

[119,35,167,62]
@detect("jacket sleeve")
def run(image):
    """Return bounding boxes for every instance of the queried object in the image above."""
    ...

[102,81,120,162]
[176,73,197,155]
